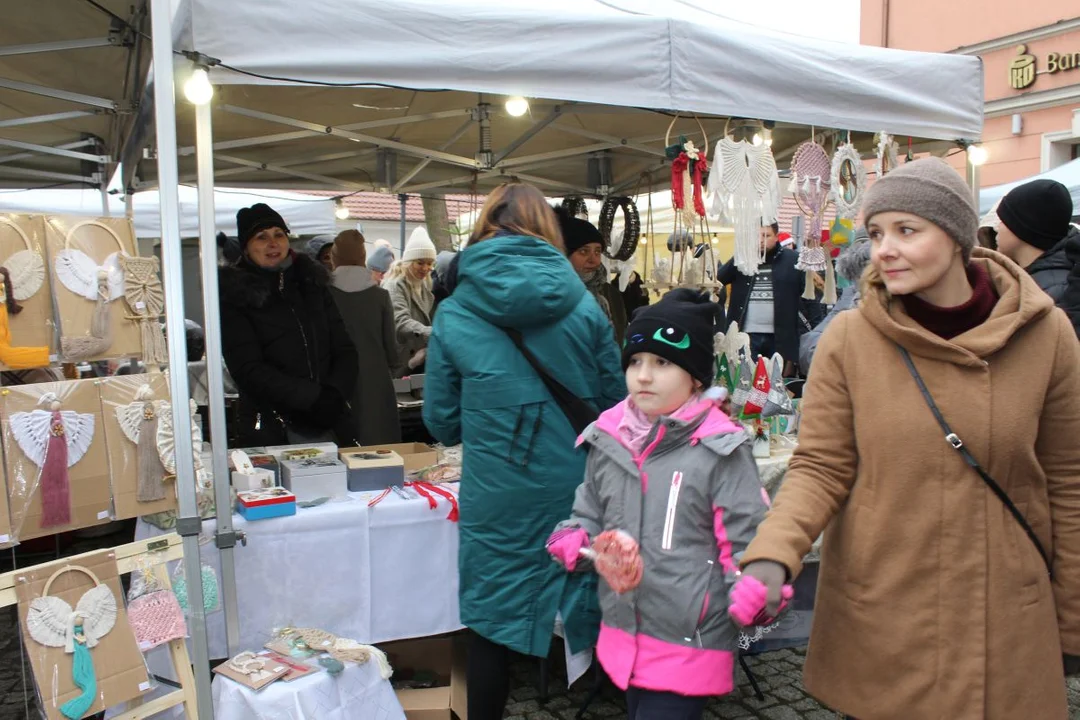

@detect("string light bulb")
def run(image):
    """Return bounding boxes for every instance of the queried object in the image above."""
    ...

[184,67,214,105]
[335,200,350,220]
[967,145,989,166]
[505,96,529,117]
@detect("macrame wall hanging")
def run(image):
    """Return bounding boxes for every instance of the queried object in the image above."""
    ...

[0,218,50,368]
[115,384,172,503]
[664,114,709,229]
[789,138,832,300]
[875,132,899,178]
[54,221,127,361]
[707,125,782,276]
[830,137,867,220]
[119,255,167,365]
[599,196,640,262]
[26,564,117,720]
[10,392,95,528]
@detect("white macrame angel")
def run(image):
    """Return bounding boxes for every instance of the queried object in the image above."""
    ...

[606,231,637,293]
[25,565,117,720]
[54,251,125,302]
[115,385,172,503]
[11,392,96,528]
[156,398,205,479]
[707,139,782,276]
[54,220,130,361]
[715,321,751,364]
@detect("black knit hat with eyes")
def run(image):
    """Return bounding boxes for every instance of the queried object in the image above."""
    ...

[622,288,719,388]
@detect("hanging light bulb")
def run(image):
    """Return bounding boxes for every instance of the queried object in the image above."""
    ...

[640,236,648,246]
[967,145,989,166]
[335,200,350,220]
[764,129,773,147]
[184,67,214,105]
[505,96,530,117]
[752,133,763,146]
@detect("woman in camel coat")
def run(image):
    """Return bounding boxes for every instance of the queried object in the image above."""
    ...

[738,158,1080,720]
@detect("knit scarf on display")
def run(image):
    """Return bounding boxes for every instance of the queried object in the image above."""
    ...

[579,268,612,321]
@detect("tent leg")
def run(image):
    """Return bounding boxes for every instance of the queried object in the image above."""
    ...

[194,92,242,659]
[149,1,216,717]
[399,192,407,254]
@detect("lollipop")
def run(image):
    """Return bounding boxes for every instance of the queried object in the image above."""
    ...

[581,530,644,594]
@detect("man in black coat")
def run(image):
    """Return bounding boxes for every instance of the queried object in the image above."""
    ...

[717,222,805,374]
[994,179,1079,338]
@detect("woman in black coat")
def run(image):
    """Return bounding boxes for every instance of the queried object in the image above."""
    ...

[219,203,358,446]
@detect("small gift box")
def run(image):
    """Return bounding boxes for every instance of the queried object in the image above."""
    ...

[230,449,276,492]
[340,449,405,492]
[281,456,348,502]
[237,488,297,521]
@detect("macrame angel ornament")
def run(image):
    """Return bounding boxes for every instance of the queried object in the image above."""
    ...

[707,138,782,276]
[606,232,637,292]
[115,385,172,503]
[715,320,751,365]
[55,248,125,361]
[0,218,50,368]
[26,565,117,719]
[119,255,167,364]
[10,393,95,528]
[789,141,832,299]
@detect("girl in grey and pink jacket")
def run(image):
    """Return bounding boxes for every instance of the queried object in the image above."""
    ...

[548,289,769,720]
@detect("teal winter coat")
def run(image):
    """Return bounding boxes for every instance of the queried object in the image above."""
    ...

[423,234,626,656]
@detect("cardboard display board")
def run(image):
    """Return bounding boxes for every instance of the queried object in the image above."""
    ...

[2,378,112,540]
[383,635,467,720]
[99,373,177,521]
[44,215,142,362]
[0,215,55,366]
[15,550,151,720]
[0,467,12,549]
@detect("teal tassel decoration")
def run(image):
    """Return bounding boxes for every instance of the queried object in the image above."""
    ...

[59,625,96,720]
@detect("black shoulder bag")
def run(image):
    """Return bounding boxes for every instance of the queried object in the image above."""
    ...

[504,328,599,435]
[898,346,1052,578]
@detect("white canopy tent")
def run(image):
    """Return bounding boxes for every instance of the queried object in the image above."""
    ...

[979,158,1080,216]
[0,186,336,237]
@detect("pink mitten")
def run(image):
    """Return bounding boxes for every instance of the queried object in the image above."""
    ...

[547,527,590,571]
[728,574,794,627]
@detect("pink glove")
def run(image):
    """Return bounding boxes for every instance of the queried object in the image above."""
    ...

[728,574,794,627]
[546,527,590,571]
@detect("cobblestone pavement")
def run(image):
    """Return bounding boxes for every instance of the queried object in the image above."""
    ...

[2,525,1079,719]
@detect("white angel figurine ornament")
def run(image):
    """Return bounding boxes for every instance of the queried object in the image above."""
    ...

[25,564,117,720]
[10,392,95,528]
[115,384,172,503]
[54,230,126,360]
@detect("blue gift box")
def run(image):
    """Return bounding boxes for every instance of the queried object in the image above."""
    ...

[237,489,296,521]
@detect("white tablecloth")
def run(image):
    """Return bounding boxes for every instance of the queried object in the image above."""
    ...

[136,484,462,659]
[212,658,405,720]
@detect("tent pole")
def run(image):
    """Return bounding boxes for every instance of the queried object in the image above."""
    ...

[195,95,242,658]
[149,0,216,717]
[399,193,407,253]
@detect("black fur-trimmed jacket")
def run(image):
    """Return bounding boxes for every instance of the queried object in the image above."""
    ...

[1027,227,1080,339]
[219,252,358,446]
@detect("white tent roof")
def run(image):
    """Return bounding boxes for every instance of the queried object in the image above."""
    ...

[0,186,336,238]
[182,0,982,141]
[979,158,1080,215]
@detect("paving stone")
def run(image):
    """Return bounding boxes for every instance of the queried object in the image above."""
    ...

[506,699,541,714]
[742,692,780,710]
[710,701,754,718]
[793,697,824,711]
[772,683,808,702]
[806,710,840,720]
[761,706,804,720]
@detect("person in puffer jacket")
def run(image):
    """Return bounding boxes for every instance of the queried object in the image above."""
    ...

[547,289,768,720]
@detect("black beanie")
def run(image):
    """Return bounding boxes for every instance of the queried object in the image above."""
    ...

[236,203,289,248]
[997,179,1073,252]
[622,288,718,388]
[553,203,603,255]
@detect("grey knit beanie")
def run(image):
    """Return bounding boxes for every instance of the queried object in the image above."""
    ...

[860,157,978,263]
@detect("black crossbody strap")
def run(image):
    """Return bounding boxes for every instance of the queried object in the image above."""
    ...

[504,328,598,435]
[897,346,1052,578]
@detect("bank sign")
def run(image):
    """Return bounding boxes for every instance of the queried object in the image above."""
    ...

[1009,44,1080,90]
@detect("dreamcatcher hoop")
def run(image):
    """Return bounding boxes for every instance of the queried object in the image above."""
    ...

[665,114,709,159]
[599,196,640,261]
[43,564,103,597]
[63,220,127,253]
[561,195,589,221]
[0,217,36,254]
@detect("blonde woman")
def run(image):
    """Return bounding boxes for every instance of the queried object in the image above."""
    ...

[381,227,436,375]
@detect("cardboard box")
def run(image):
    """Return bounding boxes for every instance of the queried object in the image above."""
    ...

[384,635,467,720]
[340,449,405,492]
[344,442,439,473]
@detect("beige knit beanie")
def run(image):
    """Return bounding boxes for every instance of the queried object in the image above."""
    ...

[860,157,978,263]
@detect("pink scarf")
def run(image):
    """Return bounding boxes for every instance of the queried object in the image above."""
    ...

[616,395,702,453]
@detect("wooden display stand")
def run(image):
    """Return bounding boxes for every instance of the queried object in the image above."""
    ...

[0,533,200,719]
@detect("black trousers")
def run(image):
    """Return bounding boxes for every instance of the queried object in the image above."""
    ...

[748,332,776,360]
[466,631,513,720]
[625,686,708,720]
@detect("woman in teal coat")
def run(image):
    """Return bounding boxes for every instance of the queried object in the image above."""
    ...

[423,183,625,720]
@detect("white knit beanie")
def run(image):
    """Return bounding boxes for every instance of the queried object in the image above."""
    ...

[402,227,437,263]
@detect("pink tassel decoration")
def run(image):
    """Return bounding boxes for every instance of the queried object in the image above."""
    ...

[39,410,71,527]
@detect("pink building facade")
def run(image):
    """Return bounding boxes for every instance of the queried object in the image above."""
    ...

[862,1,1080,186]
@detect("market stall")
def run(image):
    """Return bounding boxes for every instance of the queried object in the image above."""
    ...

[0,0,986,716]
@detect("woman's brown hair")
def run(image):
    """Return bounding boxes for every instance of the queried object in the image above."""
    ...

[468,182,565,251]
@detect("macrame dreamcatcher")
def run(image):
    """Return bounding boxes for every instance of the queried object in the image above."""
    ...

[830,139,867,220]
[707,136,782,276]
[120,255,167,365]
[789,140,832,299]
[115,385,172,503]
[54,221,127,361]
[26,564,117,720]
[599,196,640,262]
[0,218,50,368]
[875,132,899,179]
[10,392,95,528]
[664,115,709,228]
